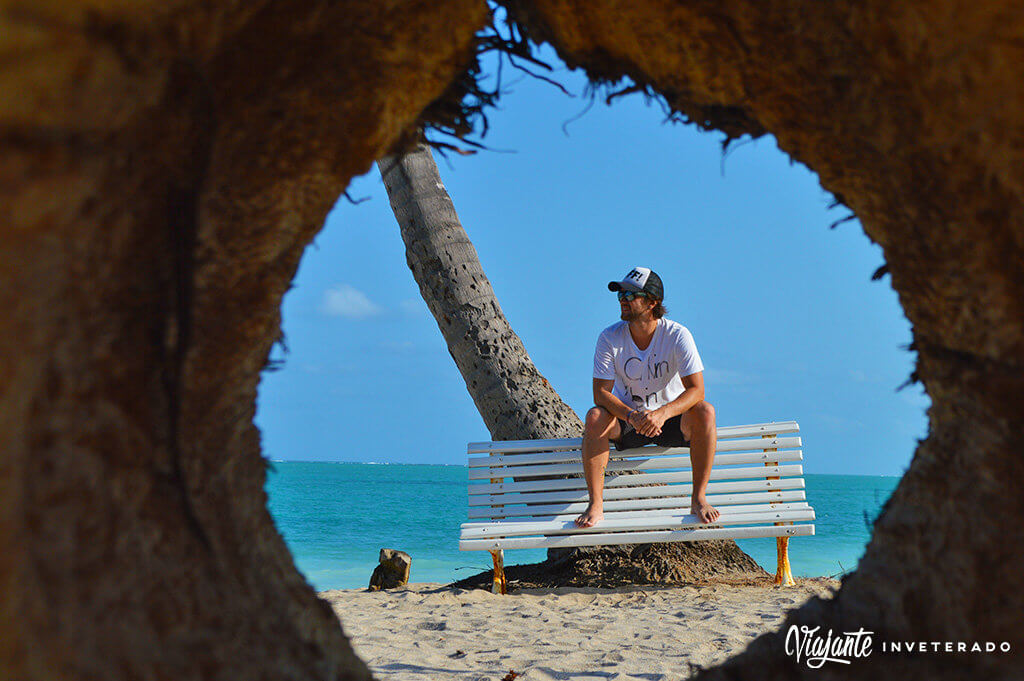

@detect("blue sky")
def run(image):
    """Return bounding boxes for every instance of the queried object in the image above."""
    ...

[255,48,929,476]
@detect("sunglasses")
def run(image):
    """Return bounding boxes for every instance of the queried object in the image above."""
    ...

[617,291,648,302]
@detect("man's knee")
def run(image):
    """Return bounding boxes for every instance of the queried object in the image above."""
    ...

[680,401,714,441]
[584,406,615,438]
[691,400,715,428]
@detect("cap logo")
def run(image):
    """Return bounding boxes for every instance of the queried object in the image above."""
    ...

[624,267,650,287]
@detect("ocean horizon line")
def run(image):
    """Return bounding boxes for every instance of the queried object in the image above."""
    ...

[268,459,903,477]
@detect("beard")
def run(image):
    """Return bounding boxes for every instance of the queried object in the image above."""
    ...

[620,308,640,322]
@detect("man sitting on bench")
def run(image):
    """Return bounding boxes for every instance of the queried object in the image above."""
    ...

[575,267,721,528]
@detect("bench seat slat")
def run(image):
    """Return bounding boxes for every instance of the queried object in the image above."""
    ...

[466,422,799,454]
[469,448,802,471]
[471,461,803,492]
[468,437,801,470]
[461,510,815,540]
[459,523,814,551]
[468,477,805,507]
[466,489,808,519]
[469,464,804,495]
[463,501,812,525]
[461,508,816,537]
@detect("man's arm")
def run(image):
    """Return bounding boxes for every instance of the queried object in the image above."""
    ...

[593,378,640,425]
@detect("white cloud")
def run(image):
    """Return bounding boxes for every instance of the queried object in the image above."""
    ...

[321,284,382,319]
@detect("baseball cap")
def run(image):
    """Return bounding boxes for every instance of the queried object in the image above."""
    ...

[607,267,664,300]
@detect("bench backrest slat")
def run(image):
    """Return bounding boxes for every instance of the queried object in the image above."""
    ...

[469,449,802,481]
[468,477,805,508]
[468,436,801,469]
[470,463,804,497]
[469,449,803,478]
[467,421,799,454]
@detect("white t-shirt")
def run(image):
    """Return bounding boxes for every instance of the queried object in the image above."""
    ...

[592,318,704,412]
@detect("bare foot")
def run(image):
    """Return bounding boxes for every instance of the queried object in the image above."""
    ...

[691,497,720,523]
[575,504,604,528]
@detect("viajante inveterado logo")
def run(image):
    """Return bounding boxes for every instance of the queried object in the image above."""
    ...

[784,625,1011,668]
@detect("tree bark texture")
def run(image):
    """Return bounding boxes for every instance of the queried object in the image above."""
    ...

[378,145,582,441]
[3,0,1024,679]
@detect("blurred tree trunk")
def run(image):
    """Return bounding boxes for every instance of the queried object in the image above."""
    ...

[377,144,763,582]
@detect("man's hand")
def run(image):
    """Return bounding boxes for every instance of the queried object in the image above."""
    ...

[633,408,668,437]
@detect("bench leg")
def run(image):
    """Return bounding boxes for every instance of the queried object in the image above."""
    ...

[489,549,507,595]
[775,536,795,587]
[762,445,796,587]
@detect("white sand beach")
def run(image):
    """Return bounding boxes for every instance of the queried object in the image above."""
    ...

[321,579,837,680]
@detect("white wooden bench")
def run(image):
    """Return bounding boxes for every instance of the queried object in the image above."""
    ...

[460,421,814,593]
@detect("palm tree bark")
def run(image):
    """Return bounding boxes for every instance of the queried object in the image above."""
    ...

[377,144,582,441]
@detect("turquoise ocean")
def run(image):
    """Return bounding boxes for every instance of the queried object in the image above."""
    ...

[266,462,898,592]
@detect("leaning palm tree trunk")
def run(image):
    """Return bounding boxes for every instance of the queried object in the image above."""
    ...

[377,143,765,588]
[378,144,581,440]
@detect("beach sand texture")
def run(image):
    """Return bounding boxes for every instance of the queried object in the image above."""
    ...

[322,579,836,680]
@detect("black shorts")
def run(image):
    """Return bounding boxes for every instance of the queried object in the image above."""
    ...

[613,414,689,451]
